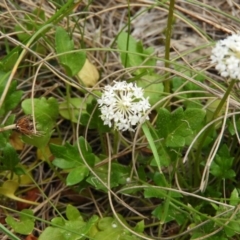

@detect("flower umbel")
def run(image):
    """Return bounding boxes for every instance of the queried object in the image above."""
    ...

[211,33,240,80]
[98,81,151,131]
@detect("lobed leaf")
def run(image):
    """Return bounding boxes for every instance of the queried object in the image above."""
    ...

[55,27,86,76]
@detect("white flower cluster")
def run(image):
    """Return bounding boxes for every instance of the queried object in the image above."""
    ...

[98,81,151,131]
[211,33,240,80]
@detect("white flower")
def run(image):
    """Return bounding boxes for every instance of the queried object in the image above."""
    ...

[126,177,131,183]
[112,223,117,228]
[211,33,240,80]
[98,81,151,131]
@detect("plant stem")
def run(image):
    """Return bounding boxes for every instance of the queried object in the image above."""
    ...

[142,122,168,185]
[0,124,16,132]
[194,79,236,184]
[45,0,75,25]
[164,0,175,94]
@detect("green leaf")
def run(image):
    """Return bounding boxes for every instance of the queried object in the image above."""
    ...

[22,97,59,121]
[5,80,22,108]
[184,108,206,130]
[134,220,145,233]
[51,137,95,169]
[172,73,205,108]
[51,137,95,185]
[167,134,185,148]
[150,145,175,167]
[78,136,93,155]
[52,158,76,169]
[94,215,140,240]
[83,215,99,237]
[66,166,89,186]
[0,47,20,71]
[15,24,30,42]
[143,46,157,69]
[156,107,205,147]
[66,205,82,221]
[32,8,46,21]
[6,209,34,235]
[51,217,65,226]
[224,220,240,237]
[157,108,191,147]
[39,228,64,240]
[144,186,182,200]
[39,205,98,240]
[117,32,143,69]
[137,75,164,106]
[0,115,15,149]
[229,188,239,206]
[228,118,240,136]
[0,72,23,115]
[59,97,88,123]
[152,204,186,225]
[80,99,111,132]
[156,108,170,139]
[55,27,86,76]
[117,32,156,75]
[153,172,170,187]
[210,144,235,179]
[0,143,19,172]
[0,134,7,149]
[87,163,130,191]
[51,142,82,164]
[172,74,203,92]
[1,51,19,71]
[210,164,235,179]
[15,8,46,42]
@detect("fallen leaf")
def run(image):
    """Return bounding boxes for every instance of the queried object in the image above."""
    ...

[17,188,40,210]
[77,58,99,87]
[37,138,62,161]
[9,131,24,150]
[0,180,38,206]
[25,234,38,240]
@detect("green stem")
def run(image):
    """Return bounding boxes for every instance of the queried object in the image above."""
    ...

[164,0,175,94]
[0,224,20,240]
[124,0,131,68]
[113,130,120,155]
[45,0,75,25]
[194,79,236,184]
[142,122,168,186]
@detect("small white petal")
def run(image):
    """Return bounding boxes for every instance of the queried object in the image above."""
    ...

[98,81,151,131]
[211,33,240,80]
